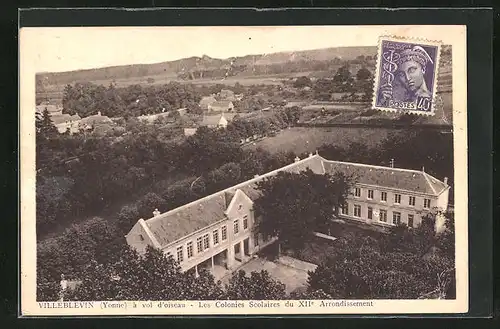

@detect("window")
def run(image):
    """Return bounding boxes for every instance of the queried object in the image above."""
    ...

[409,196,416,206]
[254,232,259,246]
[407,214,414,228]
[340,203,348,215]
[354,187,361,197]
[187,241,193,258]
[213,229,219,245]
[424,198,431,209]
[221,225,227,241]
[243,215,248,230]
[203,233,210,250]
[381,192,387,202]
[139,234,144,241]
[394,194,401,204]
[233,219,239,234]
[176,246,184,263]
[354,204,361,217]
[367,189,374,199]
[379,209,387,222]
[392,212,401,225]
[196,236,203,253]
[367,207,373,220]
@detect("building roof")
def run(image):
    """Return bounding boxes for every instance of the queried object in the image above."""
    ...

[79,113,112,126]
[209,100,234,108]
[51,113,81,125]
[138,155,448,248]
[36,104,61,113]
[201,113,236,126]
[322,160,448,195]
[199,96,217,106]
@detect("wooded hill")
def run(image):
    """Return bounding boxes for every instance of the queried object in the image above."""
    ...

[36,46,378,86]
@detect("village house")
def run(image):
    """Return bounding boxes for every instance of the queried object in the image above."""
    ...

[36,104,63,116]
[200,113,238,129]
[218,89,236,101]
[138,108,188,123]
[208,100,234,112]
[50,113,82,134]
[183,127,198,137]
[199,95,217,110]
[78,111,113,131]
[137,112,170,123]
[126,154,450,279]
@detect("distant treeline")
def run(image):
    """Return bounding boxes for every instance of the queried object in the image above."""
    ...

[61,82,203,118]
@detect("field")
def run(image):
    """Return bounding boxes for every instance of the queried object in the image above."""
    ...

[245,127,402,155]
[37,73,295,105]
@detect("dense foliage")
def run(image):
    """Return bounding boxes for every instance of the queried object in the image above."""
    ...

[35,113,297,234]
[62,82,202,118]
[254,169,353,249]
[64,246,225,301]
[224,270,287,300]
[306,212,455,299]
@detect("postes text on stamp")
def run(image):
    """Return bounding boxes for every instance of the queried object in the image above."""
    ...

[372,36,442,116]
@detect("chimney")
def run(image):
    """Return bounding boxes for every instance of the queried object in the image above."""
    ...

[294,156,300,163]
[153,208,160,217]
[97,111,102,116]
[315,150,319,155]
[308,152,313,158]
[444,177,448,186]
[254,174,259,178]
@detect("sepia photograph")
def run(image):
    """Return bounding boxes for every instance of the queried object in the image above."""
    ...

[20,24,468,316]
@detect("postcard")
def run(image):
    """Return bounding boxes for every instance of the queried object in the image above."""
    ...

[20,24,467,316]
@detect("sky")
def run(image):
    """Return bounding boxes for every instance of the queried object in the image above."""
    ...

[20,25,465,73]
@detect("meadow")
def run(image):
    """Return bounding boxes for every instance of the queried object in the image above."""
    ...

[245,126,403,155]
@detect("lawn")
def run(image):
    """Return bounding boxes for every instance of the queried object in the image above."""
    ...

[247,126,402,155]
[280,221,386,265]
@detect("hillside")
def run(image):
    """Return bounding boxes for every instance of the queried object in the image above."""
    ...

[37,46,377,86]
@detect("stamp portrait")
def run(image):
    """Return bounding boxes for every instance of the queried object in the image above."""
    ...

[372,37,442,115]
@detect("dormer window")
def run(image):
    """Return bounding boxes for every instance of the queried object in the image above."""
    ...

[238,204,243,210]
[139,234,144,241]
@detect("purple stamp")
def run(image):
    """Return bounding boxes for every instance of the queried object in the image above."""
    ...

[372,36,442,115]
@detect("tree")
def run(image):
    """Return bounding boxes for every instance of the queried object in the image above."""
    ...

[224,270,286,300]
[137,192,166,217]
[36,109,58,138]
[293,76,312,88]
[307,215,456,299]
[205,162,242,193]
[333,64,354,92]
[356,67,372,82]
[36,176,74,228]
[254,169,353,250]
[58,217,123,272]
[117,204,140,234]
[66,245,223,301]
[289,288,332,299]
[184,268,225,300]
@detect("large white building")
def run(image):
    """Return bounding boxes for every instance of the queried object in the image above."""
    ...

[126,154,450,279]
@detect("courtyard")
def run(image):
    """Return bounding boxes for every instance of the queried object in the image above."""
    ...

[219,255,316,295]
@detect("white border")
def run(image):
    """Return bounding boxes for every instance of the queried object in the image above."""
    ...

[20,25,468,316]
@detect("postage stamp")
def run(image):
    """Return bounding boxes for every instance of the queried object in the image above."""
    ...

[372,36,442,116]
